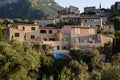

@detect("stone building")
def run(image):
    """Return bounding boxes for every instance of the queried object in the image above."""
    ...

[84,6,96,13]
[60,25,112,49]
[3,24,112,51]
[80,15,107,27]
[58,6,80,25]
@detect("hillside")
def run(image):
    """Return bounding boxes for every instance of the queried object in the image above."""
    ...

[0,0,62,20]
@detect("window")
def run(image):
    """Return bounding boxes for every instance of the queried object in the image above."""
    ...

[31,35,35,39]
[23,26,25,30]
[24,35,26,40]
[49,30,52,34]
[62,37,69,41]
[42,22,46,27]
[49,38,55,41]
[63,46,67,50]
[91,19,93,22]
[57,46,60,50]
[90,25,93,27]
[88,37,93,43]
[75,28,80,34]
[31,27,35,30]
[89,29,94,34]
[94,19,100,22]
[15,33,19,37]
[40,30,46,33]
[43,38,47,41]
[84,20,87,22]
[75,37,80,43]
[108,38,112,42]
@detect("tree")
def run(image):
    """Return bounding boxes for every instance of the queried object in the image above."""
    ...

[42,75,54,80]
[38,56,55,80]
[0,40,40,80]
[112,17,120,54]
[23,19,30,23]
[0,19,3,25]
[82,48,100,71]
[58,67,74,80]
[113,30,120,54]
[32,43,53,55]
[90,71,101,80]
[101,66,120,80]
[0,25,3,41]
[111,53,120,66]
[4,18,14,24]
[42,44,53,54]
[97,27,115,38]
[113,17,120,30]
[14,18,23,23]
[101,42,113,62]
[32,43,42,54]
[59,19,64,28]
[68,60,89,80]
[69,48,83,61]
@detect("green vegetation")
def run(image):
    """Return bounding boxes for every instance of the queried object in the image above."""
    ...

[32,43,54,54]
[0,3,120,80]
[0,25,3,41]
[97,27,115,38]
[113,17,120,30]
[0,0,62,20]
[113,17,120,54]
[0,38,120,80]
[0,18,32,27]
[100,42,113,62]
[101,66,120,80]
[0,40,40,80]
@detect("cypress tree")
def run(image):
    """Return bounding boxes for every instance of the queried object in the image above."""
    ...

[0,25,3,41]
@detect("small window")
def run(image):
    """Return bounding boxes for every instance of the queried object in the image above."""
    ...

[23,26,25,30]
[31,35,35,39]
[15,33,19,37]
[40,30,46,33]
[108,38,112,42]
[49,30,52,34]
[84,20,87,22]
[75,28,80,34]
[94,19,100,22]
[89,29,94,34]
[31,27,35,30]
[62,37,69,41]
[57,46,60,50]
[24,35,26,40]
[43,38,47,41]
[49,38,55,41]
[88,37,93,43]
[91,19,93,22]
[75,37,80,43]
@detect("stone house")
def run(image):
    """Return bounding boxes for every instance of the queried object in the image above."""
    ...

[60,25,113,49]
[80,15,108,27]
[3,24,62,50]
[84,6,96,13]
[58,6,80,25]
[3,24,112,51]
